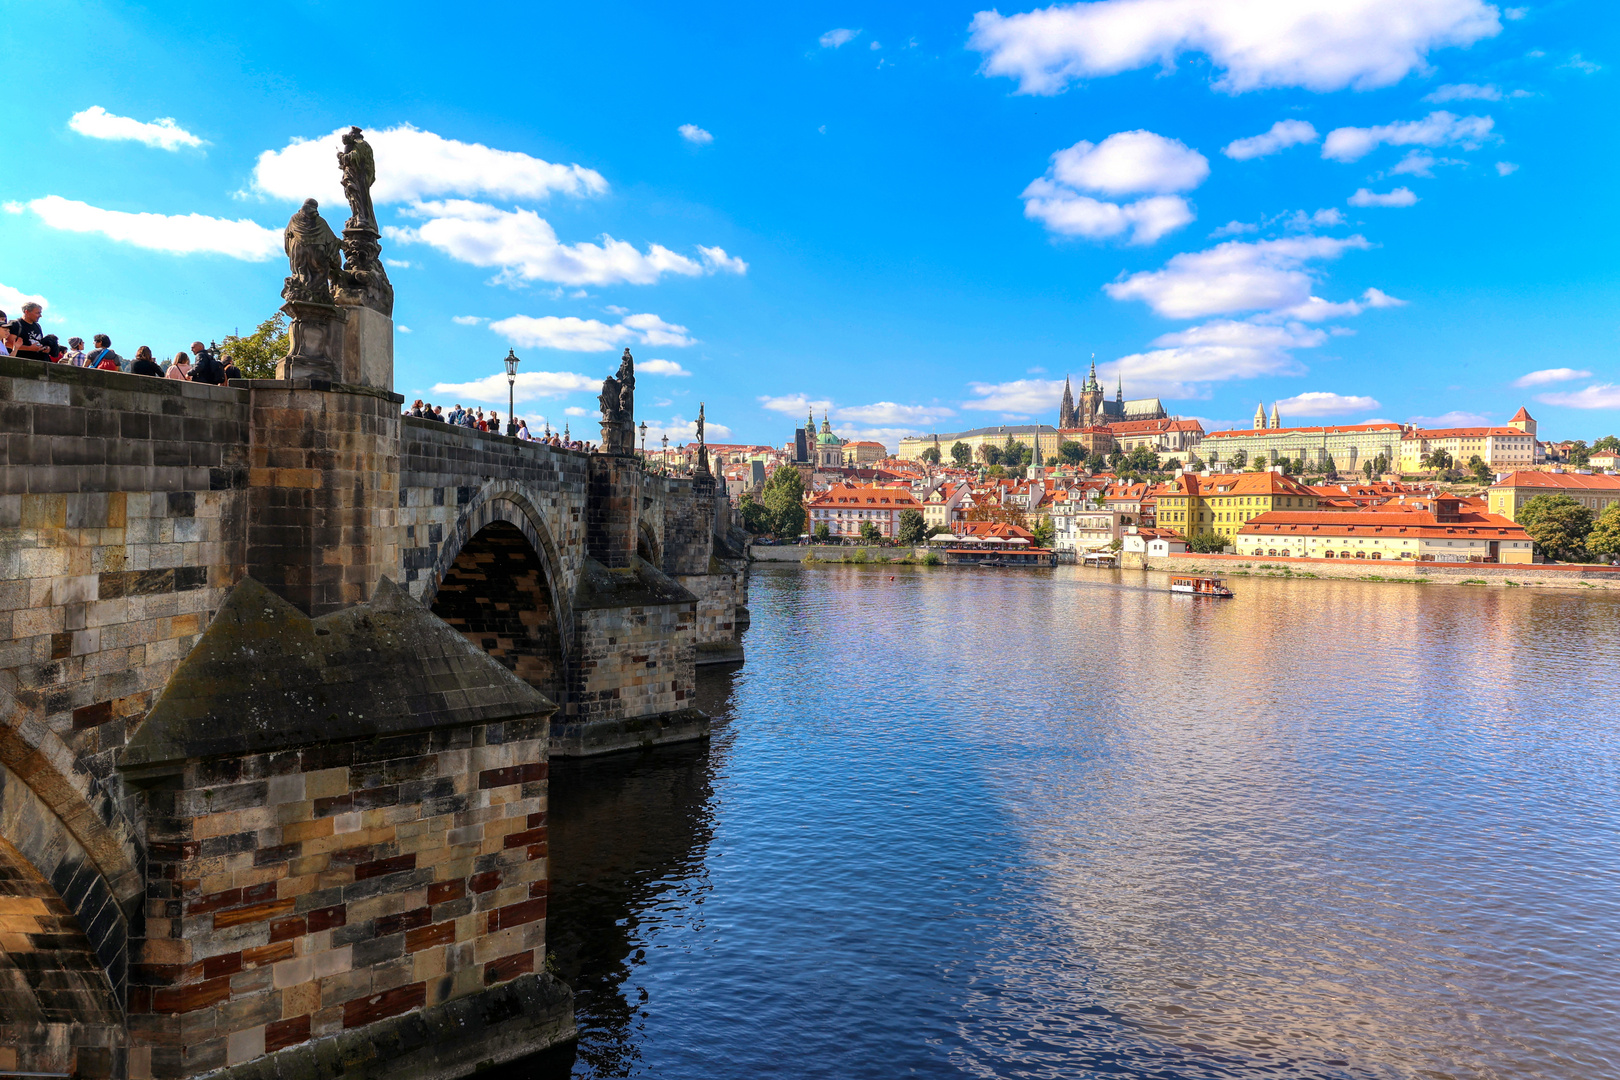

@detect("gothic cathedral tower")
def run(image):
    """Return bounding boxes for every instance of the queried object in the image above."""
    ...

[1079,359,1104,427]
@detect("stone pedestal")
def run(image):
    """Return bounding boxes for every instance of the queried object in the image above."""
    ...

[277,299,347,382]
[341,304,394,390]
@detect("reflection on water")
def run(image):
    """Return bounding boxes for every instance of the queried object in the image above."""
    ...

[506,566,1620,1079]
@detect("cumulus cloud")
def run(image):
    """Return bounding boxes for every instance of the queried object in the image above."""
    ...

[488,312,693,352]
[1209,220,1258,238]
[1514,367,1591,387]
[1266,287,1406,322]
[1537,384,1620,409]
[962,378,1069,414]
[646,416,733,444]
[820,28,860,47]
[1099,321,1324,398]
[638,359,690,376]
[1273,391,1382,415]
[836,402,956,426]
[1388,150,1464,177]
[759,394,834,417]
[1104,234,1370,319]
[432,369,598,404]
[1023,130,1204,244]
[1409,410,1492,426]
[1425,82,1504,101]
[1224,120,1318,160]
[249,124,607,206]
[967,0,1502,95]
[386,200,744,286]
[563,406,596,417]
[678,124,714,145]
[24,195,281,259]
[0,282,49,314]
[1322,110,1494,161]
[68,106,203,150]
[697,245,748,274]
[1496,161,1519,176]
[452,315,485,325]
[1348,187,1419,207]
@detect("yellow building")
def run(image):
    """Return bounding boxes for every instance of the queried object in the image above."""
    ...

[1398,426,1538,472]
[843,440,887,465]
[1487,471,1620,521]
[1237,497,1534,563]
[1149,471,1318,541]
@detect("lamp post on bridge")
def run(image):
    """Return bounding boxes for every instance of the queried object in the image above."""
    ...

[639,421,647,465]
[503,349,520,436]
[661,433,669,474]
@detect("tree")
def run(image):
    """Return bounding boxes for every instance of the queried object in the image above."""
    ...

[982,444,1002,466]
[926,524,951,538]
[220,312,288,379]
[1586,502,1620,561]
[1363,460,1375,480]
[1126,444,1159,473]
[738,493,772,535]
[1251,454,1268,471]
[1030,516,1055,548]
[1107,449,1125,469]
[859,521,882,546]
[1567,440,1591,468]
[1229,449,1247,470]
[813,522,831,542]
[1162,457,1182,472]
[951,441,972,466]
[1058,440,1083,465]
[986,464,1005,478]
[762,465,806,537]
[1518,493,1593,561]
[1424,448,1453,471]
[897,509,926,546]
[921,446,941,465]
[1469,455,1493,485]
[1084,451,1107,472]
[1373,453,1389,476]
[1187,532,1229,553]
[1593,435,1620,453]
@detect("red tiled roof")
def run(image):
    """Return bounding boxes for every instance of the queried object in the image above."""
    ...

[1510,406,1533,422]
[1403,427,1525,439]
[1490,471,1620,490]
[807,485,922,508]
[1205,423,1402,439]
[1238,508,1528,538]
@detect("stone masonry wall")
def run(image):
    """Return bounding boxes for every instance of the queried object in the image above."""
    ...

[127,718,550,1080]
[570,604,695,726]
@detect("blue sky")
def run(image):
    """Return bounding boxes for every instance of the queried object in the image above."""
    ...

[4,0,1616,447]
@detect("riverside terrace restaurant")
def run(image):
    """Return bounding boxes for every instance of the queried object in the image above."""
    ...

[928,532,1057,567]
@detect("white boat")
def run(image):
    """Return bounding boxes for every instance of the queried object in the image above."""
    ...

[1169,575,1234,598]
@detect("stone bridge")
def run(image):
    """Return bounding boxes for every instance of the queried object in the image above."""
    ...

[0,354,747,1078]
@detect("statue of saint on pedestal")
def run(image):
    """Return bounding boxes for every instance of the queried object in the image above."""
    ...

[338,126,377,231]
[333,126,394,318]
[279,199,346,380]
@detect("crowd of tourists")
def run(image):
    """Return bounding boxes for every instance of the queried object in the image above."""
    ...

[2,302,239,383]
[405,399,595,450]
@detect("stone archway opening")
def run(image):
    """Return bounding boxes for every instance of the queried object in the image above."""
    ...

[0,837,124,1074]
[637,521,660,568]
[431,520,566,708]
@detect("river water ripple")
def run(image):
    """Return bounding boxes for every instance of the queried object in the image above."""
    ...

[516,565,1620,1080]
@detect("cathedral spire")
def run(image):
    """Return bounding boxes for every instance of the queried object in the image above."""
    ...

[1116,373,1123,403]
[1254,401,1267,429]
[1268,401,1281,429]
[1059,375,1076,429]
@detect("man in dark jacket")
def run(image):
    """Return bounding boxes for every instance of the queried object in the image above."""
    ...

[189,340,225,385]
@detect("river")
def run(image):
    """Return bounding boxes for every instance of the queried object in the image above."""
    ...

[516,564,1620,1079]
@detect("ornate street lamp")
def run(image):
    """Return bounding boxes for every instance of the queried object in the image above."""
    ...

[503,349,520,436]
[640,420,648,464]
[661,433,669,473]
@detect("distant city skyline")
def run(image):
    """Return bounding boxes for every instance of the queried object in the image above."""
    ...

[5,0,1616,448]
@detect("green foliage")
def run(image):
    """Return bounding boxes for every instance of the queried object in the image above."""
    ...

[1373,453,1389,475]
[813,522,831,542]
[1469,456,1493,485]
[1125,444,1159,472]
[859,521,882,545]
[1584,502,1620,560]
[950,441,972,466]
[1518,493,1593,561]
[926,524,950,537]
[982,444,1002,466]
[1162,457,1181,472]
[1187,532,1229,553]
[762,466,807,537]
[897,509,926,546]
[219,312,288,380]
[1030,516,1055,548]
[1009,443,1034,469]
[738,493,772,535]
[1592,435,1620,452]
[1107,449,1125,469]
[1566,440,1591,467]
[1084,451,1107,472]
[1229,449,1248,469]
[1251,454,1268,471]
[921,551,942,566]
[1363,460,1375,480]
[1058,440,1083,465]
[987,464,1006,478]
[1423,448,1453,471]
[921,446,941,464]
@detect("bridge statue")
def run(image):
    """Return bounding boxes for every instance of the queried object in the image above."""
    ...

[0,127,749,1080]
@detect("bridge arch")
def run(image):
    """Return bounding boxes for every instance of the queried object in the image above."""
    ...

[637,518,661,569]
[423,484,572,708]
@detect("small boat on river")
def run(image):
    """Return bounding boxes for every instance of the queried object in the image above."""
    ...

[1169,575,1234,598]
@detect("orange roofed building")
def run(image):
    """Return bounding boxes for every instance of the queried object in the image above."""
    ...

[1236,496,1534,563]
[1487,470,1620,522]
[807,484,923,539]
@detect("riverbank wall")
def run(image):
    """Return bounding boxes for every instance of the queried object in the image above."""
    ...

[1129,552,1620,590]
[750,544,925,563]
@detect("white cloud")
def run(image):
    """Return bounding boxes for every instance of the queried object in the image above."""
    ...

[820,28,860,48]
[1273,391,1381,415]
[1276,208,1347,231]
[1223,120,1318,160]
[1389,150,1464,177]
[1022,184,1193,244]
[870,41,882,51]
[24,195,280,260]
[1104,234,1370,319]
[1209,220,1258,238]
[432,369,598,404]
[1100,320,1325,399]
[1266,286,1407,322]
[1537,384,1620,409]
[1048,130,1209,195]
[1504,6,1528,18]
[384,258,412,268]
[1424,82,1502,101]
[836,402,956,426]
[388,200,740,286]
[697,245,748,275]
[563,405,595,417]
[1409,410,1492,426]
[639,358,691,376]
[1323,110,1494,161]
[68,106,203,150]
[759,393,834,417]
[967,0,1502,95]
[1349,186,1419,207]
[0,282,49,314]
[248,124,607,206]
[1565,54,1601,74]
[963,378,1069,414]
[488,311,693,352]
[646,416,732,444]
[678,124,714,145]
[398,325,413,333]
[452,315,486,325]
[1514,367,1591,388]
[1496,161,1519,176]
